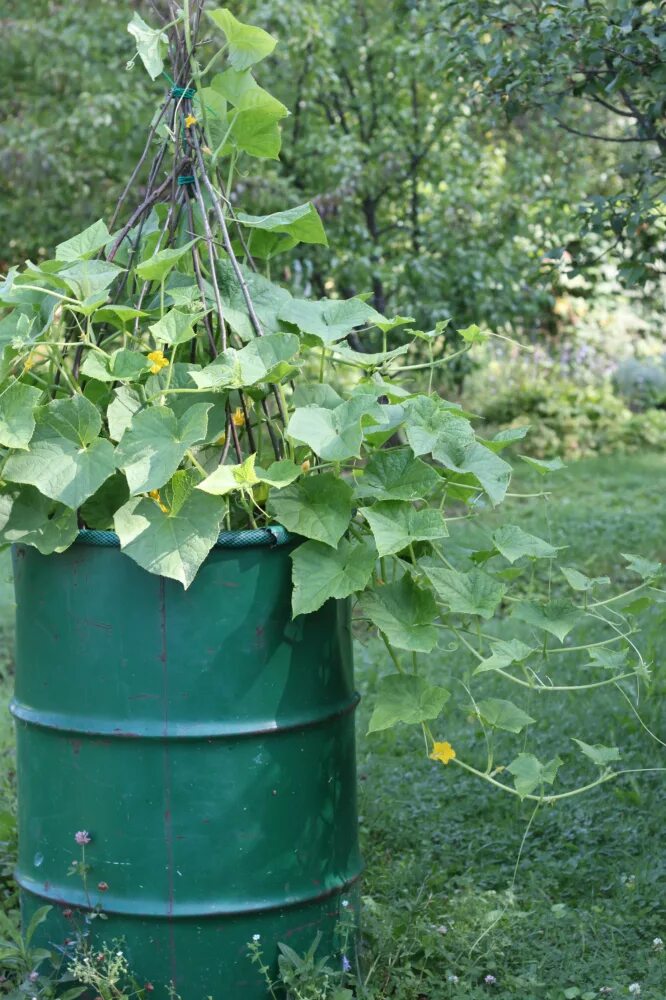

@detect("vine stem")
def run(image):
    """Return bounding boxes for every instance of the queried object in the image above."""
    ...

[451,758,666,803]
[613,681,666,749]
[185,450,207,478]
[397,345,472,373]
[488,667,645,693]
[380,633,404,674]
[587,582,647,608]
[467,799,541,956]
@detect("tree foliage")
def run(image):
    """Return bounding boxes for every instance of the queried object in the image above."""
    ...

[0,0,150,267]
[2,0,665,340]
[450,0,666,290]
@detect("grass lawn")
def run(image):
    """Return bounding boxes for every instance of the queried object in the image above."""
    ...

[356,452,666,999]
[1,453,665,998]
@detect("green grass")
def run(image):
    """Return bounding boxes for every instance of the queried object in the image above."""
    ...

[1,455,665,998]
[355,452,666,999]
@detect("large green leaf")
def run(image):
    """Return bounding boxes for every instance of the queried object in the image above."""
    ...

[405,397,474,457]
[38,392,101,443]
[507,753,562,798]
[480,426,530,452]
[237,203,327,253]
[206,9,277,70]
[93,304,148,326]
[435,438,512,507]
[402,398,512,503]
[492,525,560,563]
[266,473,352,547]
[230,107,284,159]
[572,739,621,767]
[0,308,32,347]
[622,552,662,581]
[0,487,78,554]
[561,566,610,592]
[107,386,142,442]
[196,454,261,496]
[474,638,534,674]
[477,698,535,734]
[115,403,211,494]
[367,674,450,733]
[198,85,229,152]
[127,12,168,79]
[135,241,196,283]
[55,219,111,262]
[0,380,41,449]
[192,333,299,389]
[292,384,343,409]
[519,455,566,475]
[588,647,628,671]
[3,395,116,509]
[217,263,291,341]
[210,68,288,117]
[512,600,582,642]
[149,309,203,346]
[146,361,200,397]
[457,323,488,345]
[255,459,301,488]
[59,260,124,299]
[287,397,377,461]
[291,538,377,616]
[114,479,225,588]
[279,297,384,345]
[80,472,130,530]
[81,349,151,383]
[361,501,448,557]
[423,564,506,619]
[353,447,439,502]
[331,343,410,369]
[359,575,439,652]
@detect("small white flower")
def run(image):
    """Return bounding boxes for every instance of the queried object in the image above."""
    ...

[116,951,123,957]
[436,924,448,935]
[342,899,349,908]
[447,974,459,984]
[252,933,260,942]
[628,985,641,996]
[653,936,664,950]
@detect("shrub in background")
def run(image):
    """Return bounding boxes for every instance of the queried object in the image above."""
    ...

[613,356,666,412]
[477,377,666,460]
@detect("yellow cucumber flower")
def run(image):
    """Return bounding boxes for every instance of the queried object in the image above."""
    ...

[147,350,169,374]
[429,741,456,765]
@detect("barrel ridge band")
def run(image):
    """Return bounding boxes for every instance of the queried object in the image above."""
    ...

[16,868,363,920]
[10,691,361,740]
[76,526,292,549]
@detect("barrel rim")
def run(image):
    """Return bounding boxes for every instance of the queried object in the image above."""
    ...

[75,525,292,549]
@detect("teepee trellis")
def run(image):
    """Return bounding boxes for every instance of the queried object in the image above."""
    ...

[101,0,287,467]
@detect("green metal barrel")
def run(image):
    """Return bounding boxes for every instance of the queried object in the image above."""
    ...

[12,530,361,997]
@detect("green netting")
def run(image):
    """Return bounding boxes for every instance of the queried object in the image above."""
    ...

[76,526,292,549]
